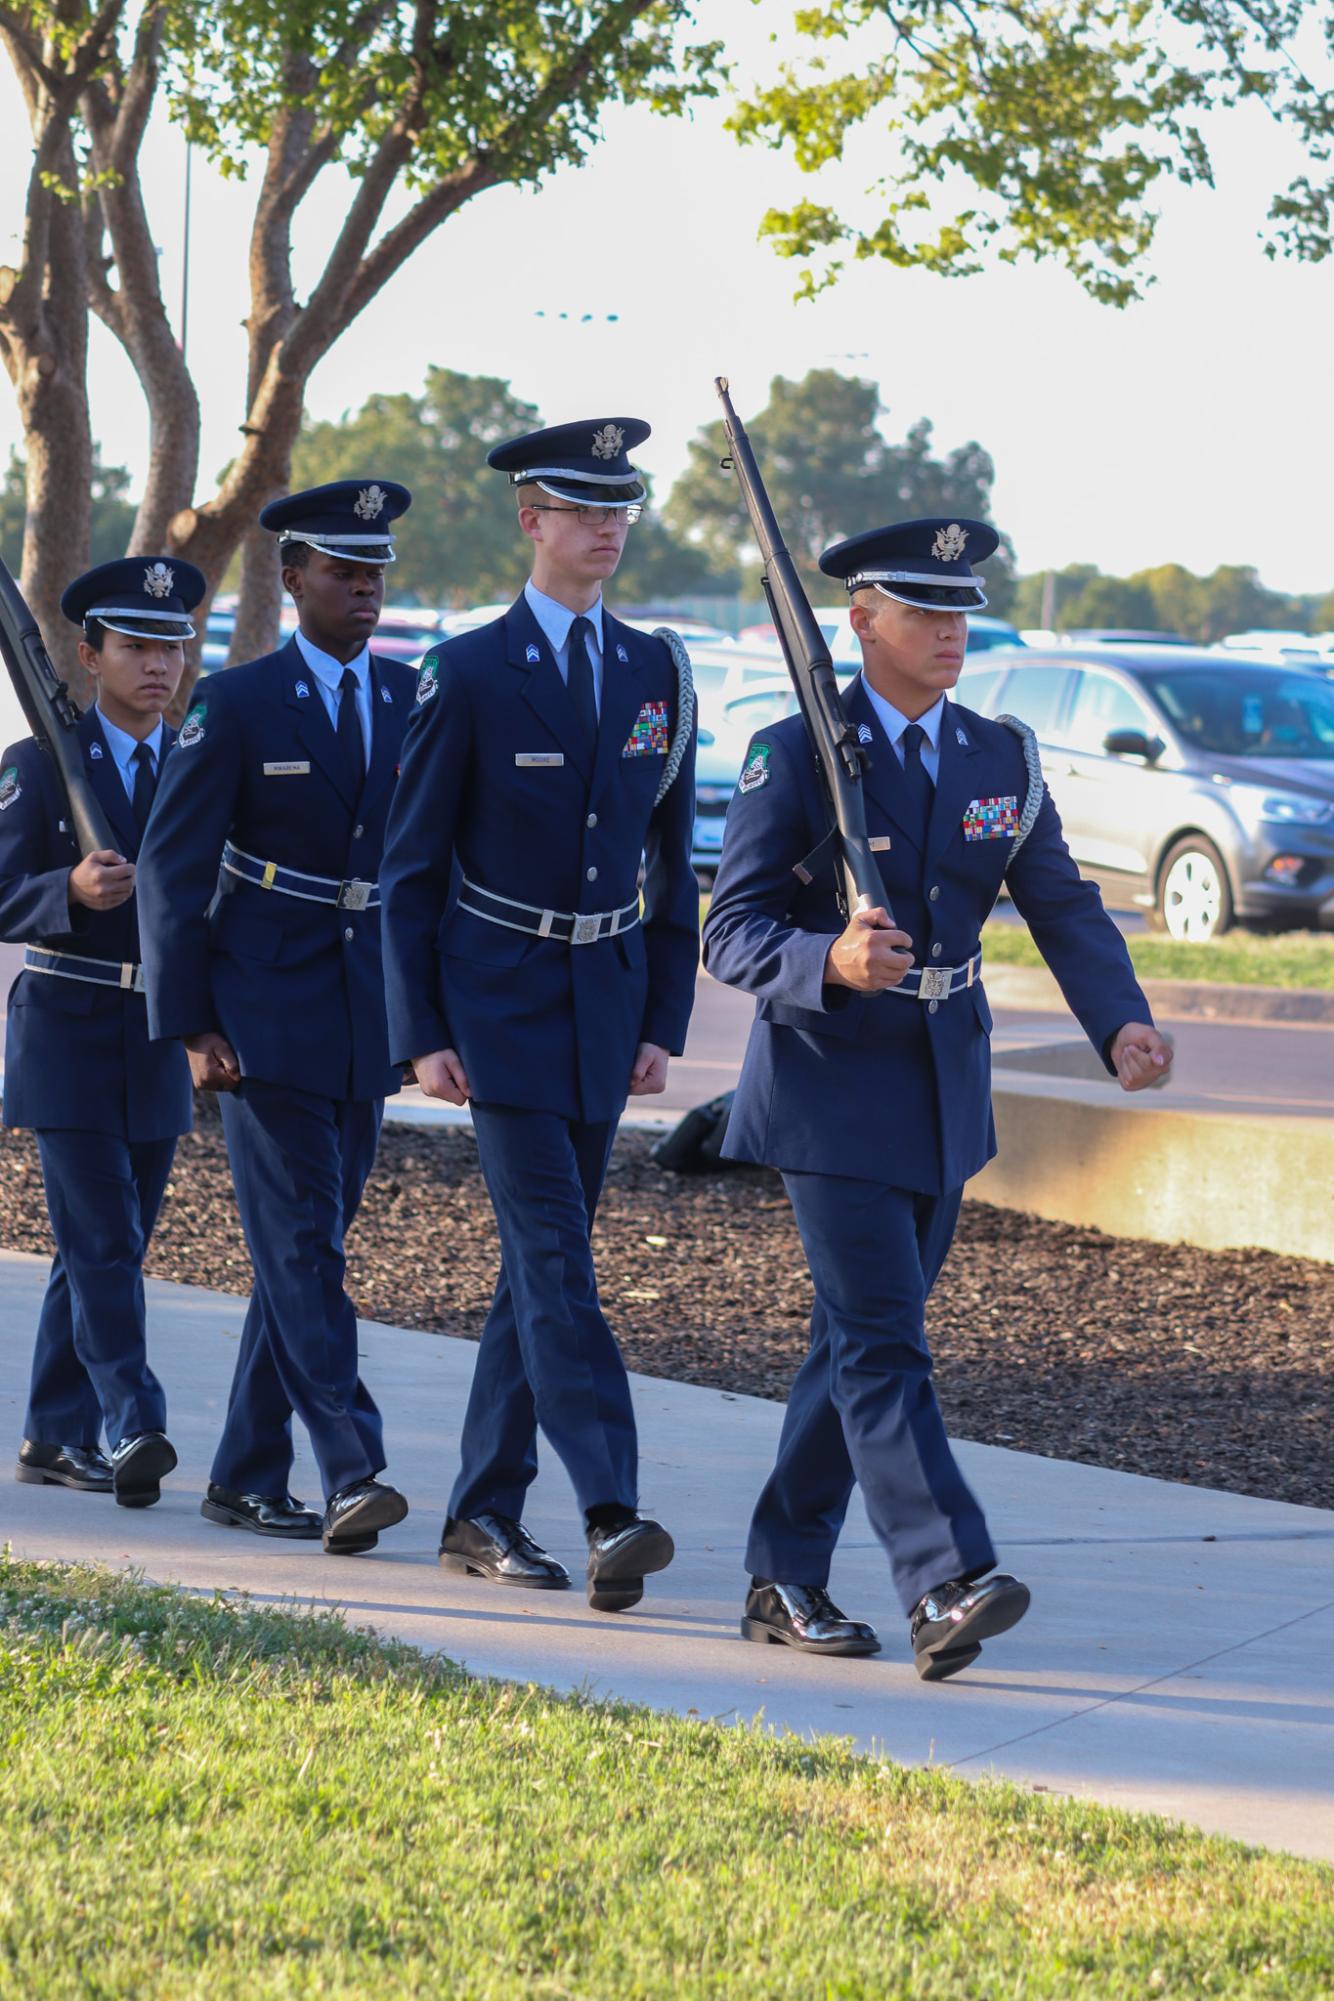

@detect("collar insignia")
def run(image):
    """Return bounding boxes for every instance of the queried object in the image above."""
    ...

[956,726,968,745]
[89,741,104,759]
[294,679,310,698]
[354,483,387,521]
[857,722,873,744]
[380,683,393,703]
[143,561,175,600]
[931,523,968,563]
[591,423,624,461]
[615,643,629,663]
[526,642,541,663]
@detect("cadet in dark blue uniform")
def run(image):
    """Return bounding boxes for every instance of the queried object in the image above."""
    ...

[3,559,198,1507]
[704,518,1174,1680]
[137,482,417,1554]
[381,419,698,1611]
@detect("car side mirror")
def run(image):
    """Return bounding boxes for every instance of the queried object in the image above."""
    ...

[1103,728,1162,762]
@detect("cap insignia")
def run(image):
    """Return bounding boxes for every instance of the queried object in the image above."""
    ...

[931,523,968,563]
[143,561,175,599]
[354,484,388,522]
[591,423,624,461]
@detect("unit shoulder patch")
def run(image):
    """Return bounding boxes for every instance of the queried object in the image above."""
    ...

[738,743,772,794]
[416,654,441,706]
[177,703,207,749]
[0,764,20,811]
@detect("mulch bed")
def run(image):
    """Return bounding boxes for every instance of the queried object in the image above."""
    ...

[2,1095,1330,1510]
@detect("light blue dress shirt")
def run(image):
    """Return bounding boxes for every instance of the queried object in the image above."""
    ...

[96,708,165,801]
[293,629,373,764]
[857,678,945,784]
[523,579,604,716]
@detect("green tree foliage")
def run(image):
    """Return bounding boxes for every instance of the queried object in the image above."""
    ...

[728,1,1334,305]
[1012,560,1327,641]
[0,3,725,686]
[289,369,736,607]
[0,447,137,572]
[291,370,541,607]
[665,369,1011,603]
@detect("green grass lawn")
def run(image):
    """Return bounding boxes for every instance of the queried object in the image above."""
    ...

[2,1556,1331,1999]
[983,920,1334,990]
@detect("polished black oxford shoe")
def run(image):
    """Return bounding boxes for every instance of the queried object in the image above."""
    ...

[910,1573,1031,1682]
[741,1580,880,1657]
[15,1439,113,1493]
[110,1431,177,1509]
[322,1478,408,1555]
[201,1485,323,1538]
[584,1512,674,1613]
[439,1512,570,1588]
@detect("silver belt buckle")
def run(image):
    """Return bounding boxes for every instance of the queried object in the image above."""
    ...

[337,879,373,912]
[570,912,602,945]
[918,966,951,1001]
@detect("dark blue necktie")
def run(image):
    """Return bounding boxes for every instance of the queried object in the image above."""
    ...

[337,666,365,794]
[899,721,934,841]
[567,616,599,758]
[131,741,157,834]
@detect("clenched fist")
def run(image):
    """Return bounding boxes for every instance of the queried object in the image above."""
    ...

[824,904,915,993]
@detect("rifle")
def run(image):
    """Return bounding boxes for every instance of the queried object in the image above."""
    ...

[714,376,890,922]
[0,554,118,856]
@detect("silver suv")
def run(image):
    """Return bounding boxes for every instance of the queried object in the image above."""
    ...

[961,647,1334,938]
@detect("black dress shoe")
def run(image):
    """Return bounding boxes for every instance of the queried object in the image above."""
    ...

[201,1485,323,1538]
[15,1439,113,1493]
[741,1580,880,1657]
[110,1431,177,1509]
[585,1512,674,1613]
[439,1512,570,1588]
[910,1573,1031,1682]
[323,1478,408,1555]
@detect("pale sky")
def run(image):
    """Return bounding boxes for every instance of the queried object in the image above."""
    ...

[1,5,1331,593]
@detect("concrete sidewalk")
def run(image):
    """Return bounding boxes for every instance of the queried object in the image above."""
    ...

[2,1248,1331,1865]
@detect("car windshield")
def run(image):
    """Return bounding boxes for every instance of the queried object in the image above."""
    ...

[1137,666,1334,759]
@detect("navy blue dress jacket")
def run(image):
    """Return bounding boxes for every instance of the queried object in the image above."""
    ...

[0,711,193,1141]
[702,681,1151,1193]
[137,638,418,1103]
[380,595,699,1124]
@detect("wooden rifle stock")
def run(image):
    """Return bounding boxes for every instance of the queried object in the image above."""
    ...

[714,376,889,920]
[0,555,118,856]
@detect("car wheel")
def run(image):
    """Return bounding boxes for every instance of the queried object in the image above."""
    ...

[1155,836,1234,941]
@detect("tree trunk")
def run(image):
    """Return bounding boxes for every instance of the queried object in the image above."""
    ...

[13,191,95,701]
[229,519,285,665]
[19,367,93,698]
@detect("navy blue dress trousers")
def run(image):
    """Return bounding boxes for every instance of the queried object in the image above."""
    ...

[380,595,699,1521]
[703,680,1152,1607]
[0,712,192,1450]
[137,640,417,1500]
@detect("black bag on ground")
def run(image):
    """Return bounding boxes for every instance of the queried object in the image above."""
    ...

[650,1092,737,1173]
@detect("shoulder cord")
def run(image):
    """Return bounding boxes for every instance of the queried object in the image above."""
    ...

[651,626,695,806]
[996,713,1045,857]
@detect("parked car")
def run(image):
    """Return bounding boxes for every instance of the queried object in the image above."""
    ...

[965,647,1334,938]
[1064,628,1190,646]
[1217,630,1322,659]
[806,605,1024,668]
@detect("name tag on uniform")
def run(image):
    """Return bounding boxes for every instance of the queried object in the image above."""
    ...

[263,761,311,777]
[869,835,892,852]
[515,752,564,768]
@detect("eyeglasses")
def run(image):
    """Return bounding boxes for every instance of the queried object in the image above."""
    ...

[526,503,643,527]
